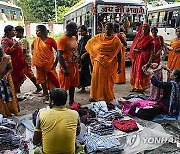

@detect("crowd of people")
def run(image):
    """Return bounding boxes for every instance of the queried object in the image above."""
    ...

[0,22,179,117]
[0,20,180,153]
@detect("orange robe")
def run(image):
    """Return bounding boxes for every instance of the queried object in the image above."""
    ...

[32,37,59,89]
[57,34,80,90]
[167,39,180,71]
[0,57,19,117]
[85,34,123,101]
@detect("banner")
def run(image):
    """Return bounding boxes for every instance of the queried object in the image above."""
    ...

[97,5,145,14]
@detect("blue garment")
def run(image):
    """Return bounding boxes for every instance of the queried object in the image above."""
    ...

[22,118,34,132]
[153,114,180,121]
[169,81,180,116]
[0,79,13,103]
[151,76,172,108]
[83,133,124,153]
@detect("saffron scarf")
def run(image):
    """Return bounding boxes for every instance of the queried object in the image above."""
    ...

[32,37,54,71]
[85,33,123,67]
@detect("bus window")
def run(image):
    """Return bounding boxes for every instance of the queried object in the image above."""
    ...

[1,8,5,13]
[167,10,179,28]
[148,12,158,27]
[82,14,85,25]
[77,16,81,26]
[10,10,17,20]
[158,11,167,27]
[176,14,180,27]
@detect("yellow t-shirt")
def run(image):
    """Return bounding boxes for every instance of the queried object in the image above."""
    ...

[36,108,79,154]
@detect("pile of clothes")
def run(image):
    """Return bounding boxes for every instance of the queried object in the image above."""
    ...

[71,101,139,153]
[0,117,23,151]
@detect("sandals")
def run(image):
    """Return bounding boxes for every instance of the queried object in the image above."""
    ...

[33,87,42,94]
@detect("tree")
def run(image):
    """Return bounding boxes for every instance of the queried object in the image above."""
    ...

[15,0,80,22]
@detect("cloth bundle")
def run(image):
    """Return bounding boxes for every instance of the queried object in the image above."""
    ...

[113,119,139,132]
[0,133,22,148]
[1,118,16,129]
[83,133,124,153]
[92,101,122,120]
[0,79,13,103]
[90,121,114,135]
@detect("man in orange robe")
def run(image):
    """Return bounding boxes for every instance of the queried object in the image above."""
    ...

[85,23,122,102]
[57,22,79,105]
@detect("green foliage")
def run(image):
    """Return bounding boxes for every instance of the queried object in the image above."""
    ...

[14,0,80,22]
[54,6,70,23]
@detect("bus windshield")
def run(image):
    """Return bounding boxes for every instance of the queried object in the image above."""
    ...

[96,5,145,41]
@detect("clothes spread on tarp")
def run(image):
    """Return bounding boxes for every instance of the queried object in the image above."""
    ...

[0,133,22,148]
[123,98,143,103]
[80,115,97,125]
[153,114,180,121]
[78,107,97,125]
[122,94,148,100]
[122,100,158,117]
[89,121,114,135]
[92,101,122,120]
[1,118,16,129]
[70,101,81,112]
[83,133,124,153]
[0,79,13,103]
[113,119,139,132]
[136,106,163,121]
[0,126,14,134]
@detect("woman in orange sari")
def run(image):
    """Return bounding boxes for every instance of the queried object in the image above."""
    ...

[167,26,180,72]
[129,23,154,92]
[32,25,59,101]
[85,23,123,102]
[0,48,19,117]
[1,25,26,93]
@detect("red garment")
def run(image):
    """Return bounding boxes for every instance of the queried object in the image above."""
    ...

[2,37,26,92]
[113,119,139,132]
[130,23,154,90]
[153,36,163,65]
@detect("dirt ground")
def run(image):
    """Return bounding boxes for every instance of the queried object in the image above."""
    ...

[18,65,151,117]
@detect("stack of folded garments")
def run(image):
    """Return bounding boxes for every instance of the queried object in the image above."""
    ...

[92,101,122,120]
[1,118,16,129]
[90,121,114,135]
[0,125,22,148]
[83,133,124,153]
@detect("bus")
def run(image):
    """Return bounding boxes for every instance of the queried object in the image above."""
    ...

[0,1,24,37]
[148,3,180,43]
[64,0,146,60]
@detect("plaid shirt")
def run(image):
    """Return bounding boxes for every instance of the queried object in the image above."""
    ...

[0,78,13,103]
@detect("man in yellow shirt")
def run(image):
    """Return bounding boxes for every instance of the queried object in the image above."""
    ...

[33,88,81,154]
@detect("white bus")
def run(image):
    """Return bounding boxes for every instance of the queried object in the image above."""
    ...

[0,1,24,37]
[64,0,146,59]
[148,3,180,43]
